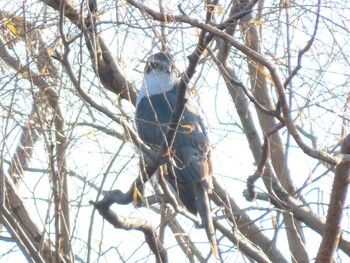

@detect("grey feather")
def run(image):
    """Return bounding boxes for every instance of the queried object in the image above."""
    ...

[136,52,218,257]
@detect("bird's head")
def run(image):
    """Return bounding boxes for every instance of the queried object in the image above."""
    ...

[136,52,178,106]
[144,52,175,75]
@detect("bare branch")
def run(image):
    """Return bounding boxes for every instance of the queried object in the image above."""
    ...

[215,220,272,263]
[42,0,138,103]
[1,1,349,262]
[0,169,67,262]
[90,200,168,263]
[207,47,283,121]
[284,0,321,88]
[126,0,338,166]
[212,179,289,263]
[316,134,350,262]
[0,22,72,261]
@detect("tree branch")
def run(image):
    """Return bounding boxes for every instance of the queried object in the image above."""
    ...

[90,200,168,263]
[126,0,337,166]
[42,0,138,103]
[283,0,321,88]
[0,27,72,262]
[212,178,289,263]
[316,134,350,262]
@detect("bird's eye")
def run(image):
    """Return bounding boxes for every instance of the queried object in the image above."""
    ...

[152,62,160,68]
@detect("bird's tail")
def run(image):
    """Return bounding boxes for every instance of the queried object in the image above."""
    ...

[195,183,219,259]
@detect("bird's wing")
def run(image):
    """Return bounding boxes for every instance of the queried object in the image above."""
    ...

[136,87,218,258]
[170,101,213,185]
[136,86,213,192]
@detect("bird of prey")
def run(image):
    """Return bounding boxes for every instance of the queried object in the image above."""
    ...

[135,51,218,257]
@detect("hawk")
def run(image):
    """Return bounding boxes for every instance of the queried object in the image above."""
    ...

[135,52,218,257]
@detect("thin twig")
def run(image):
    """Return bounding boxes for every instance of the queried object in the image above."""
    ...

[207,47,283,122]
[284,0,322,88]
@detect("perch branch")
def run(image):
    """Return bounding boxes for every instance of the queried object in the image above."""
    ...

[90,200,167,263]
